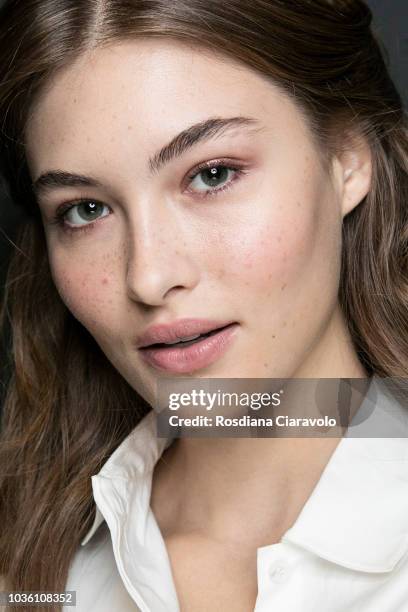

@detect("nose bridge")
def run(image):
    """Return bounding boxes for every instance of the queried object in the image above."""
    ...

[124,195,198,305]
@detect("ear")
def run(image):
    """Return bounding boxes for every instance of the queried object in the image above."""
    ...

[333,134,372,218]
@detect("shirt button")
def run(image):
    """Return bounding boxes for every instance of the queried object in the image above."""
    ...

[268,563,287,583]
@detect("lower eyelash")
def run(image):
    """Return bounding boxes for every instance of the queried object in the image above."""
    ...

[49,208,105,236]
[189,166,247,199]
[60,221,98,236]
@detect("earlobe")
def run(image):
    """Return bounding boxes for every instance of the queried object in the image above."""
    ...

[336,136,372,218]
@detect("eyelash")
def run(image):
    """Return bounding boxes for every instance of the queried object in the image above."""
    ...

[49,159,248,236]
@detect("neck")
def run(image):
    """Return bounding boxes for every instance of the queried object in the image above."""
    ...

[151,306,370,548]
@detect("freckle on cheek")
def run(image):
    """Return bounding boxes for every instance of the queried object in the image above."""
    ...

[102,278,109,285]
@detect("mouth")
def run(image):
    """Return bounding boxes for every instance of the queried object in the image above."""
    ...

[143,324,229,349]
[138,322,239,374]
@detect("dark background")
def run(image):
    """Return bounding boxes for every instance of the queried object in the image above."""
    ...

[0,1,407,398]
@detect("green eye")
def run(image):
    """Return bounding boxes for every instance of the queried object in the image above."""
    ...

[189,165,235,194]
[64,201,110,226]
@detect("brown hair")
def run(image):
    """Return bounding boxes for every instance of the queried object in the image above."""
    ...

[0,0,407,609]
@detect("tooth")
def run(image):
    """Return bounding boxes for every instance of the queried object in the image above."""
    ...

[181,334,201,341]
[165,334,201,345]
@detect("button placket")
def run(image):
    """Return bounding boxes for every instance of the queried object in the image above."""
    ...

[268,561,287,584]
[257,543,291,591]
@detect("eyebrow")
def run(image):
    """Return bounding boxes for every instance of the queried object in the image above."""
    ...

[32,116,261,198]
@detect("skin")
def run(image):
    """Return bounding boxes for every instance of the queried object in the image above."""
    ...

[26,40,372,610]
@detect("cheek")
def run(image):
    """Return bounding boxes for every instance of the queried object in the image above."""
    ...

[200,171,341,318]
[48,245,121,339]
[203,200,323,292]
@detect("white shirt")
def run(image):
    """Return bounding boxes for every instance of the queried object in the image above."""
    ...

[66,377,408,611]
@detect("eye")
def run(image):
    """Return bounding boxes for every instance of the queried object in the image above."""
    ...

[187,162,245,198]
[59,201,110,227]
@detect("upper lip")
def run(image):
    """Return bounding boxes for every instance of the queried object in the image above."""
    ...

[137,318,236,348]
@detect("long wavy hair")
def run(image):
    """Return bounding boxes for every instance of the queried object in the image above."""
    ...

[0,0,407,609]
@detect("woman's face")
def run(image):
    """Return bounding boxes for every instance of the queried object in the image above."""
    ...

[26,39,359,404]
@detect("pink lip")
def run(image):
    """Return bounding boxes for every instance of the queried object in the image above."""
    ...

[137,318,237,348]
[138,322,239,374]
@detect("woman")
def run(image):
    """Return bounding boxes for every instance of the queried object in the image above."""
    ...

[0,0,407,610]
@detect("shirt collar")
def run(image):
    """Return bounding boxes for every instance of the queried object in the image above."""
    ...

[80,409,173,546]
[283,376,408,573]
[81,377,408,574]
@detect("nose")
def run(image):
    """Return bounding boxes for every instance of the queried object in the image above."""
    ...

[124,198,200,307]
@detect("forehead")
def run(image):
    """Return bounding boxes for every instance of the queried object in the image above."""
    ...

[25,39,307,177]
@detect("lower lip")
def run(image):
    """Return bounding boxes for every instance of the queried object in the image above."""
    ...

[138,323,239,374]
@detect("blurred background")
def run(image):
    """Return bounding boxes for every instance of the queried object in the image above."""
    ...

[0,0,407,404]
